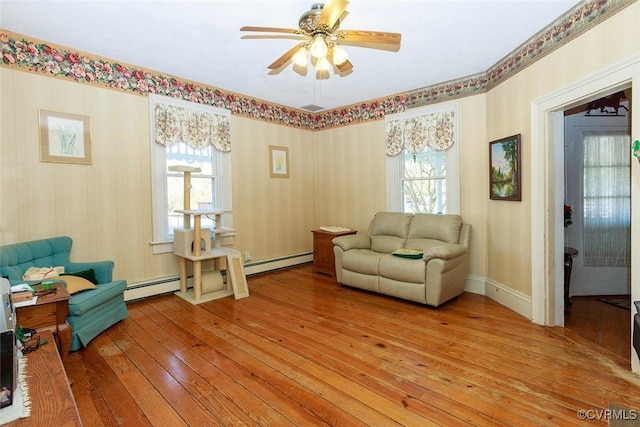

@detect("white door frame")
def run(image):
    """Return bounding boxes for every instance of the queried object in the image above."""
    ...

[530,54,640,372]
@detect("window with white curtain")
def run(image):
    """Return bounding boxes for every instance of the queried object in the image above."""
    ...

[149,95,232,253]
[385,103,459,214]
[401,148,447,214]
[582,131,630,267]
[165,143,217,234]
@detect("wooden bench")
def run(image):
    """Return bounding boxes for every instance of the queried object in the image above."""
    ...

[4,330,81,426]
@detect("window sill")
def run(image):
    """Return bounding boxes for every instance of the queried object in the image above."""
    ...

[150,240,174,255]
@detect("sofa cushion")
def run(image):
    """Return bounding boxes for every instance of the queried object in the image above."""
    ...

[369,212,413,253]
[342,249,382,275]
[407,214,463,244]
[404,238,467,259]
[379,254,425,283]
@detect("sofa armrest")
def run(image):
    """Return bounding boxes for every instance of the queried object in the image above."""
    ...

[67,261,114,284]
[333,234,371,251]
[422,243,467,263]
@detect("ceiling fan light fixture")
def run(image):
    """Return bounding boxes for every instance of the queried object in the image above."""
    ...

[332,45,349,66]
[310,34,328,58]
[240,1,401,78]
[292,46,308,67]
[316,56,331,71]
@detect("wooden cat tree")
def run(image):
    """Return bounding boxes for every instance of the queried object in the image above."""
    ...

[170,165,248,304]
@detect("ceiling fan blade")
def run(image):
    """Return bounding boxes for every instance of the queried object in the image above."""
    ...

[242,35,306,41]
[268,44,304,70]
[240,26,298,34]
[317,0,349,29]
[336,59,353,73]
[341,30,401,46]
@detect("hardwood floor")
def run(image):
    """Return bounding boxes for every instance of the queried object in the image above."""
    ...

[565,295,631,363]
[64,265,640,426]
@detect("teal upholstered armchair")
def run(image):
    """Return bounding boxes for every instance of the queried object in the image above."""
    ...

[0,236,128,351]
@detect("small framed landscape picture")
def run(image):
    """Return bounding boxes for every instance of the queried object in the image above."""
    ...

[39,110,92,165]
[489,134,521,201]
[269,145,289,178]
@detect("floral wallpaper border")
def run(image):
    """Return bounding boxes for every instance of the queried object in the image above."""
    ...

[0,0,629,131]
[405,0,633,108]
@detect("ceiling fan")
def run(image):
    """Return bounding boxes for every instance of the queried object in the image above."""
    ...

[240,0,401,76]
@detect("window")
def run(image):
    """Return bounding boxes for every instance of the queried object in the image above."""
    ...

[401,148,447,214]
[149,95,232,253]
[582,131,630,267]
[386,103,459,214]
[166,143,218,234]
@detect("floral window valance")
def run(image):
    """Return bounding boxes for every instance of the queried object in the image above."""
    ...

[154,102,231,152]
[385,110,455,156]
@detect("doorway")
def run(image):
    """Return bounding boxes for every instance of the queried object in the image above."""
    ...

[530,53,640,372]
[563,92,631,361]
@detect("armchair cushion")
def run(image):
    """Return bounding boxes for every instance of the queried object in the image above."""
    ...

[67,279,127,316]
[61,268,98,285]
[67,261,113,284]
[60,275,97,294]
[22,266,65,281]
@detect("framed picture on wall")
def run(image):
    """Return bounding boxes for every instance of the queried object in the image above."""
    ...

[489,134,521,201]
[269,145,289,178]
[39,110,92,165]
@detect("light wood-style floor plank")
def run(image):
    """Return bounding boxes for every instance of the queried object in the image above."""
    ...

[565,295,631,362]
[65,265,640,426]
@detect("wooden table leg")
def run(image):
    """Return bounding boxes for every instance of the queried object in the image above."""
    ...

[57,322,72,363]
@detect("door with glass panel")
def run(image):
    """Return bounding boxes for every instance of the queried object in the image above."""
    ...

[565,122,631,297]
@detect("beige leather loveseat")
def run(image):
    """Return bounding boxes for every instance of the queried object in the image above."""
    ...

[333,212,471,307]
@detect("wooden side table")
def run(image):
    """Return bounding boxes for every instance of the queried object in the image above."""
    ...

[15,283,71,362]
[312,229,357,277]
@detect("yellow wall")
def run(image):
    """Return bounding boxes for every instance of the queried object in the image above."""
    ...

[0,70,177,283]
[485,2,640,297]
[231,116,316,260]
[0,71,320,284]
[314,121,387,232]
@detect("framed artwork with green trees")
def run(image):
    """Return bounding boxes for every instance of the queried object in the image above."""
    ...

[489,134,521,201]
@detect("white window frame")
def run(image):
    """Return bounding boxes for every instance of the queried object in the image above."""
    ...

[148,94,233,254]
[385,102,460,214]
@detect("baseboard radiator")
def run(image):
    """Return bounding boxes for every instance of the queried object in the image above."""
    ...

[124,252,313,302]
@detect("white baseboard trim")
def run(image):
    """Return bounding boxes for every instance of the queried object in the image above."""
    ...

[242,252,313,276]
[484,277,532,319]
[124,252,313,302]
[464,274,486,295]
[124,276,181,301]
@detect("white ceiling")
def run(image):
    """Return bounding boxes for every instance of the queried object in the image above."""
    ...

[1,0,581,111]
